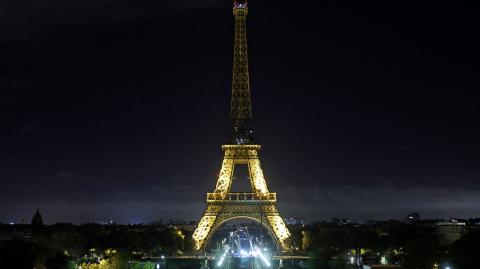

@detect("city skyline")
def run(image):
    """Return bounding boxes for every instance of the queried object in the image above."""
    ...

[2,0,479,224]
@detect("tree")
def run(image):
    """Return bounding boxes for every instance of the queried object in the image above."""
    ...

[45,252,69,269]
[110,253,130,269]
[0,238,42,269]
[450,230,480,268]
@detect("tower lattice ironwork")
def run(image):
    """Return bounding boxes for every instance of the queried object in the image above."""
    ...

[192,0,291,252]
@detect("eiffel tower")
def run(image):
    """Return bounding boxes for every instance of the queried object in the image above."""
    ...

[192,0,291,252]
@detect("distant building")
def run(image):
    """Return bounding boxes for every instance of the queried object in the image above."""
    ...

[31,208,43,232]
[406,212,420,223]
[167,220,197,231]
[178,223,197,232]
[95,219,114,225]
[468,218,480,226]
[332,218,350,225]
[284,217,304,226]
[435,219,466,245]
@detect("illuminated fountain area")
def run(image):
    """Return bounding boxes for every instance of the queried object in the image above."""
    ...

[207,219,278,269]
[208,219,277,252]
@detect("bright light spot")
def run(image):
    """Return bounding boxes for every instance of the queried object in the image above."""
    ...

[217,246,229,267]
[255,247,271,267]
[446,267,451,269]
[380,256,387,265]
[161,255,165,259]
[156,264,160,269]
[350,257,354,264]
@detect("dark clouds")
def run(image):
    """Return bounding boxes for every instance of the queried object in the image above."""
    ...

[1,0,479,224]
[2,184,480,224]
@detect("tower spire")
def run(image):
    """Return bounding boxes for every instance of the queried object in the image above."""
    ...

[230,0,253,144]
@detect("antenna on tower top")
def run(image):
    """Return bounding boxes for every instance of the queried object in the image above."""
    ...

[233,0,248,10]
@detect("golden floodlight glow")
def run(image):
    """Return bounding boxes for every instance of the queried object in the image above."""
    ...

[214,150,234,193]
[267,215,291,250]
[192,145,291,252]
[192,213,217,249]
[248,150,269,194]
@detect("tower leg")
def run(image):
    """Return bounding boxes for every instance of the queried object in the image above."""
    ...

[247,149,269,194]
[192,205,220,250]
[213,150,235,193]
[266,213,291,251]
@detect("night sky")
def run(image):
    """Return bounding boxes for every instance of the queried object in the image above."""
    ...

[1,0,479,224]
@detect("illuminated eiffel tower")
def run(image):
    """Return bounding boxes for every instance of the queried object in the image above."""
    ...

[192,0,291,252]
